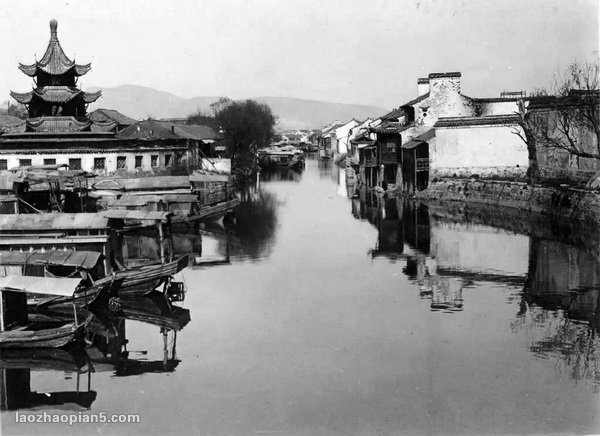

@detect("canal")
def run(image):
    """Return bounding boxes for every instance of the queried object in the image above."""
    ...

[2,156,599,435]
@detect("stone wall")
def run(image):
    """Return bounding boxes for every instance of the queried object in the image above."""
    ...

[417,178,600,225]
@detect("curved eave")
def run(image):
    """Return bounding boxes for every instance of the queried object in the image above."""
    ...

[82,90,102,104]
[18,63,38,77]
[10,90,33,104]
[17,62,92,77]
[33,87,81,103]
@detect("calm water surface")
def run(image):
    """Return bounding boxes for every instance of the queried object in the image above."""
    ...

[2,156,599,435]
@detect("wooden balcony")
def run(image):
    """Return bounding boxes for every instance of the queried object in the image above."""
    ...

[381,152,399,165]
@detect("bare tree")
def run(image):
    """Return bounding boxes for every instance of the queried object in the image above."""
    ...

[514,61,600,181]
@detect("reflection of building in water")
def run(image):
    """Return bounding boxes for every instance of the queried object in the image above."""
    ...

[259,168,304,182]
[515,236,600,384]
[400,201,529,312]
[0,349,95,411]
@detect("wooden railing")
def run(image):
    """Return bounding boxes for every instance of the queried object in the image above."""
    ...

[381,152,398,164]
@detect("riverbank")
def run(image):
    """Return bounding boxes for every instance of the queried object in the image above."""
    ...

[413,178,600,226]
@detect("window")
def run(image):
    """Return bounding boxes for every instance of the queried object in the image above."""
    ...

[19,159,32,167]
[151,155,158,168]
[94,157,106,170]
[0,160,7,170]
[386,142,396,152]
[135,156,143,168]
[69,158,82,170]
[165,154,172,167]
[117,156,127,169]
[43,158,56,165]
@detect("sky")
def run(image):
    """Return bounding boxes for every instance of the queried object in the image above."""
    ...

[0,0,598,110]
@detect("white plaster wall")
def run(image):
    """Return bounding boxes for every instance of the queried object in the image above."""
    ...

[0,148,187,174]
[431,124,528,170]
[334,120,359,154]
[480,101,518,116]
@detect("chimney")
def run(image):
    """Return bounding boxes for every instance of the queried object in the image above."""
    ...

[428,72,462,97]
[417,77,430,96]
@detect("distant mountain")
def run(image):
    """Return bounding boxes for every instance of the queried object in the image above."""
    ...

[87,85,388,130]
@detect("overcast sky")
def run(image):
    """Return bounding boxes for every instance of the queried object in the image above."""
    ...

[0,0,598,109]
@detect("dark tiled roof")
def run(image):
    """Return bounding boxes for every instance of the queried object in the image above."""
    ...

[428,72,461,79]
[417,77,429,84]
[401,93,429,108]
[402,129,435,149]
[0,115,26,133]
[381,107,406,121]
[88,109,137,126]
[117,120,216,141]
[117,120,180,139]
[435,114,520,128]
[18,20,91,77]
[370,121,413,135]
[173,124,218,140]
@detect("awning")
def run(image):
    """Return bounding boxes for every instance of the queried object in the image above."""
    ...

[0,276,82,297]
[103,210,173,223]
[402,140,422,150]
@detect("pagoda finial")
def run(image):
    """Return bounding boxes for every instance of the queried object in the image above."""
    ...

[49,19,58,40]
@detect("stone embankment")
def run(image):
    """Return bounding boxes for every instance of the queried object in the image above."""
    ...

[416,178,600,226]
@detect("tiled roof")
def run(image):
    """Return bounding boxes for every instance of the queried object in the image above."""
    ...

[0,115,26,134]
[10,87,101,104]
[18,20,91,77]
[90,121,118,133]
[88,109,137,126]
[428,72,461,79]
[117,120,217,140]
[435,114,520,128]
[370,121,413,135]
[26,116,92,133]
[401,93,429,108]
[381,107,406,121]
[173,124,218,140]
[117,120,180,140]
[402,129,435,149]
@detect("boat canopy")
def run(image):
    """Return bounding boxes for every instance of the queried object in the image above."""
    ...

[92,176,191,192]
[103,210,173,223]
[0,213,109,231]
[107,194,199,207]
[0,276,82,297]
[0,250,102,269]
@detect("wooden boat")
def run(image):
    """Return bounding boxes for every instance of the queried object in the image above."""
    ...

[0,276,89,349]
[258,146,305,169]
[35,254,189,311]
[0,322,86,349]
[92,172,240,224]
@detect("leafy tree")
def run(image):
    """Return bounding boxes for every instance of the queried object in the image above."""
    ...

[213,99,277,171]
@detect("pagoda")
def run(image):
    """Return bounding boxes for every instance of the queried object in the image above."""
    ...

[9,19,107,133]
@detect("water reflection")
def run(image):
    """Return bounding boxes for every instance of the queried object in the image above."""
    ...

[259,167,304,183]
[351,193,600,384]
[0,349,95,411]
[1,293,191,411]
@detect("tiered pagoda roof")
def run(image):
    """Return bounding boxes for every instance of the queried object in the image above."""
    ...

[17,19,91,78]
[9,19,104,133]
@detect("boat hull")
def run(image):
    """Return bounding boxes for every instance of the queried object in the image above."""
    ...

[0,323,85,349]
